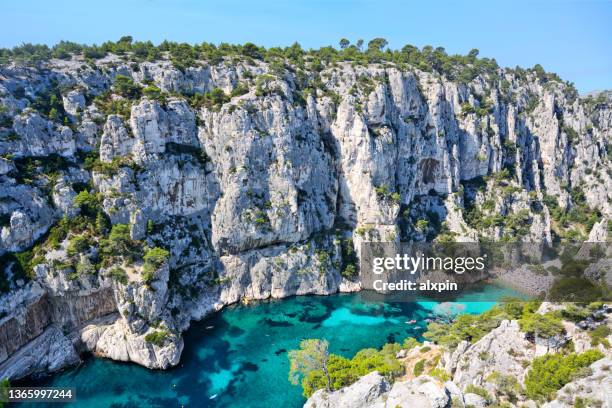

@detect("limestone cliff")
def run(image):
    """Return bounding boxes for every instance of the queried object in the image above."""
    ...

[0,45,610,379]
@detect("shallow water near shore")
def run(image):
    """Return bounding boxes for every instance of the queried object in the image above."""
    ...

[21,284,519,408]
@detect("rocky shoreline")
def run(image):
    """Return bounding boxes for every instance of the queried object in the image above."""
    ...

[305,305,612,408]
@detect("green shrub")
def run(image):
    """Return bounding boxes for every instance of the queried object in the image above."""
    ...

[341,264,356,278]
[76,258,95,275]
[113,75,142,99]
[143,247,170,268]
[146,219,155,235]
[486,372,522,402]
[144,330,169,346]
[100,224,137,260]
[424,305,508,348]
[461,102,475,116]
[560,304,592,322]
[413,359,425,376]
[297,342,403,397]
[140,246,169,284]
[428,367,451,381]
[189,88,230,110]
[465,384,492,403]
[415,219,429,232]
[108,266,128,284]
[402,337,420,350]
[93,93,132,118]
[142,85,164,102]
[66,235,89,256]
[589,325,610,347]
[548,277,604,302]
[518,312,565,339]
[525,350,604,401]
[374,184,400,204]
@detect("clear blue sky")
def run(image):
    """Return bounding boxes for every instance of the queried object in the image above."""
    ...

[1,0,610,92]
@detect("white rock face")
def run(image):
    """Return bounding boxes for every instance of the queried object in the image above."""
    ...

[305,372,390,408]
[304,373,450,408]
[0,185,56,253]
[0,54,610,379]
[383,376,450,408]
[62,90,86,116]
[0,325,80,379]
[7,113,75,157]
[100,115,134,162]
[463,392,488,408]
[89,318,182,369]
[451,320,535,387]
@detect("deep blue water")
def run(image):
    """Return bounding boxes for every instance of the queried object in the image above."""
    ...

[21,285,519,408]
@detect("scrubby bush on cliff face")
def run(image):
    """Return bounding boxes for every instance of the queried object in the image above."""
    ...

[142,246,170,284]
[72,190,101,217]
[486,371,522,403]
[143,247,170,268]
[112,75,142,99]
[589,325,611,347]
[465,384,493,403]
[144,329,170,346]
[142,85,165,103]
[100,224,140,263]
[524,350,604,401]
[66,234,90,256]
[188,88,230,110]
[108,266,128,284]
[548,186,602,241]
[412,359,425,376]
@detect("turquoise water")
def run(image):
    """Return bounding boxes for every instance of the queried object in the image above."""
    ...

[22,284,519,408]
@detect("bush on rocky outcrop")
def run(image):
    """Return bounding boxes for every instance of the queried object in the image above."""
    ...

[72,190,100,217]
[142,247,170,284]
[93,92,132,119]
[465,384,493,403]
[66,234,90,256]
[412,359,425,376]
[100,224,139,262]
[524,349,604,401]
[108,266,128,284]
[144,330,170,347]
[424,307,505,348]
[292,340,403,397]
[188,88,230,111]
[589,325,611,347]
[518,312,565,339]
[486,372,522,403]
[112,75,142,100]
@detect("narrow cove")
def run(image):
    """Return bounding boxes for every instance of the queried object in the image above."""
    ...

[21,284,520,408]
